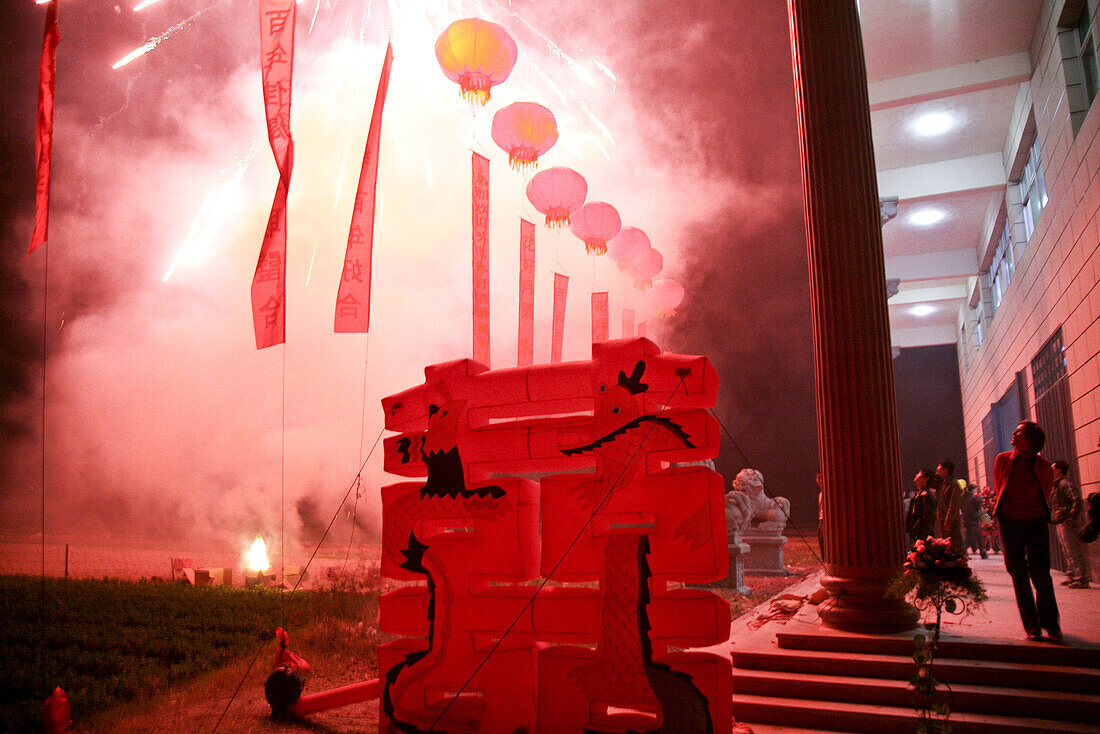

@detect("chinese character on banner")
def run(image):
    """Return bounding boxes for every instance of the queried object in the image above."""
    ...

[518,218,535,367]
[336,41,393,334]
[471,152,491,366]
[551,273,568,363]
[251,0,296,349]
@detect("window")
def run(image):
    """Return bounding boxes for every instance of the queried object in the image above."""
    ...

[1079,3,1100,106]
[1016,137,1047,244]
[990,222,1016,313]
[970,300,985,351]
[1060,0,1100,133]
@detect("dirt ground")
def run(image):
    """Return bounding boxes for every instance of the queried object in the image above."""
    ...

[71,619,382,734]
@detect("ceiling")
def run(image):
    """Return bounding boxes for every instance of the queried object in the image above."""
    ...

[858,0,1045,348]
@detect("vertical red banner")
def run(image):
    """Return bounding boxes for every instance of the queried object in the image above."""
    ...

[622,308,635,339]
[638,321,646,338]
[252,0,296,349]
[551,272,568,363]
[335,41,393,333]
[518,218,535,367]
[472,152,491,367]
[591,292,608,344]
[28,0,59,256]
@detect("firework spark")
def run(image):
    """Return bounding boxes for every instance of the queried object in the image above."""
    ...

[164,143,258,282]
[112,7,207,69]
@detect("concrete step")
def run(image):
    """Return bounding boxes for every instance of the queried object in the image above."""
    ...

[731,667,1100,724]
[730,647,1100,693]
[776,629,1100,668]
[732,693,1100,734]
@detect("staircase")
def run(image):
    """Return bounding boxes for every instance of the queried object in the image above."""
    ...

[731,628,1100,733]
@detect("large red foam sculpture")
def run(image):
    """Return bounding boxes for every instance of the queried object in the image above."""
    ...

[377,338,730,733]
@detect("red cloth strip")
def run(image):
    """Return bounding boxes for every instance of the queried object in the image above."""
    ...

[591,291,608,344]
[472,152,491,366]
[251,0,296,349]
[551,272,568,363]
[518,218,535,366]
[28,0,59,256]
[335,41,393,333]
[622,308,635,339]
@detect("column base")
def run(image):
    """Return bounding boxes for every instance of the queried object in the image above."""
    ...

[818,573,918,634]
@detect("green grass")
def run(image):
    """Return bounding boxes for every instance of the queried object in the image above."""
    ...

[0,574,377,734]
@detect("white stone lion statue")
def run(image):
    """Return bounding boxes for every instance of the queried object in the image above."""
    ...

[731,468,790,530]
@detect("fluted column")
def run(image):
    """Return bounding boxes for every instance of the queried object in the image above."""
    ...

[787,0,918,633]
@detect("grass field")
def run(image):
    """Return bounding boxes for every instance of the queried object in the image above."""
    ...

[0,568,380,734]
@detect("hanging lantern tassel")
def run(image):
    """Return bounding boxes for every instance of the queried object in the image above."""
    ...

[651,278,684,318]
[607,226,650,275]
[492,102,558,171]
[526,166,587,229]
[436,18,518,106]
[631,248,663,289]
[569,201,621,256]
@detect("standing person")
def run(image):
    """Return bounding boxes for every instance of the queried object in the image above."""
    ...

[962,484,989,559]
[936,460,966,553]
[905,469,938,547]
[979,486,1001,554]
[992,421,1060,642]
[1051,460,1091,589]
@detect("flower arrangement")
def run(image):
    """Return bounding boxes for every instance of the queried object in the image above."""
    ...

[890,536,987,734]
[892,536,987,608]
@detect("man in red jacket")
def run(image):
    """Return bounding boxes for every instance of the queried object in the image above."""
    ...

[991,420,1060,642]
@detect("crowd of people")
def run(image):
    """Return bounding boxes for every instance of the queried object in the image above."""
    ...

[902,421,1094,642]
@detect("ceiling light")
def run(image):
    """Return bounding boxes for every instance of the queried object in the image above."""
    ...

[910,305,936,317]
[908,208,944,227]
[910,111,954,137]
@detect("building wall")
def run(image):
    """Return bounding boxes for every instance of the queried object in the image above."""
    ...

[958,0,1100,503]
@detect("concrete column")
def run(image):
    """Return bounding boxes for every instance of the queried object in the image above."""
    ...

[787,0,918,633]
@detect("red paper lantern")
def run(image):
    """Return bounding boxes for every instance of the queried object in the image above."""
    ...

[435,18,518,105]
[650,278,685,317]
[492,102,559,171]
[606,227,650,271]
[569,202,621,255]
[526,167,587,228]
[632,247,663,288]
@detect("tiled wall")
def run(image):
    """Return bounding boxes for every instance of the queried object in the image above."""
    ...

[959,0,1100,501]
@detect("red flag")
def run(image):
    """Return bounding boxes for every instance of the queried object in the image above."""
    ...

[472,152,491,366]
[591,292,608,344]
[28,0,59,256]
[551,272,568,363]
[622,308,635,339]
[517,218,535,367]
[335,41,393,333]
[252,0,296,349]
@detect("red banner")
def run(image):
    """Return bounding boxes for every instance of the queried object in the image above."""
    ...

[518,218,535,367]
[591,292,608,344]
[28,0,59,255]
[335,41,393,333]
[622,308,635,339]
[472,152,491,366]
[252,0,296,349]
[551,272,568,363]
